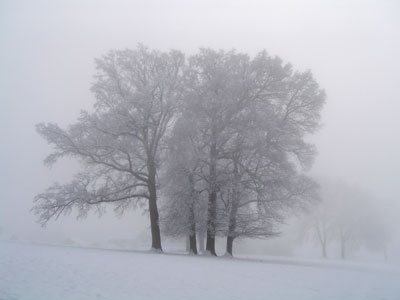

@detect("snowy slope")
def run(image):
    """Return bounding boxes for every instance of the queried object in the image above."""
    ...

[0,241,399,300]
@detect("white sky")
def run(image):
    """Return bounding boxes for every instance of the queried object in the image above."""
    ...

[0,0,399,244]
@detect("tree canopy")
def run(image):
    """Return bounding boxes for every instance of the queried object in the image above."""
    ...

[33,45,325,255]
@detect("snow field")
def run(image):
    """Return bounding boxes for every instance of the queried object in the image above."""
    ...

[0,241,399,300]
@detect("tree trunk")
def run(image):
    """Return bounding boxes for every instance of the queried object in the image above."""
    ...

[322,242,327,258]
[147,161,162,251]
[340,227,345,259]
[206,234,216,256]
[198,231,205,252]
[189,232,198,254]
[341,242,345,259]
[316,220,328,258]
[226,160,239,257]
[187,174,198,255]
[206,126,218,256]
[226,202,238,257]
[206,191,217,256]
[185,236,190,252]
[226,236,234,256]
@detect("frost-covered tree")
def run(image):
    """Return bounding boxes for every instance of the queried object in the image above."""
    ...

[180,49,256,255]
[219,52,324,255]
[33,45,185,251]
[34,46,325,255]
[160,118,207,254]
[220,134,319,256]
[168,49,324,256]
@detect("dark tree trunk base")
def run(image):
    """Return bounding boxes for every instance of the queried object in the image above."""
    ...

[148,161,162,252]
[341,241,345,260]
[149,201,162,251]
[148,186,162,251]
[198,232,205,253]
[206,233,217,256]
[189,233,198,255]
[226,236,234,256]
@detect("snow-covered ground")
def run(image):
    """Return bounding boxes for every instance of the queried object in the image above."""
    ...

[1,241,399,300]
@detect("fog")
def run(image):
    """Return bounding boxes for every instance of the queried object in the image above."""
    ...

[1,0,399,260]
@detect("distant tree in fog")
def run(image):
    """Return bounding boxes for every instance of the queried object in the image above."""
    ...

[33,45,185,251]
[300,181,358,259]
[330,183,368,259]
[359,210,390,260]
[306,203,334,258]
[300,180,389,260]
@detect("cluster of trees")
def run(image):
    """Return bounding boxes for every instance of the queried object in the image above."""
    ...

[300,181,390,260]
[33,45,325,256]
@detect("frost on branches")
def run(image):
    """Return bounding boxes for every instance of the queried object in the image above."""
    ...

[34,46,325,255]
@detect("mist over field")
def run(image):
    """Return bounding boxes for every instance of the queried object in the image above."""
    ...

[1,1,399,299]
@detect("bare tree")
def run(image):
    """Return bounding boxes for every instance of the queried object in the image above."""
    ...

[360,208,391,261]
[33,45,185,251]
[299,200,334,258]
[299,180,389,260]
[331,183,365,259]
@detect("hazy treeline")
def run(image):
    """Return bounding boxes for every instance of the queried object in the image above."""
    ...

[33,45,325,256]
[298,180,391,260]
